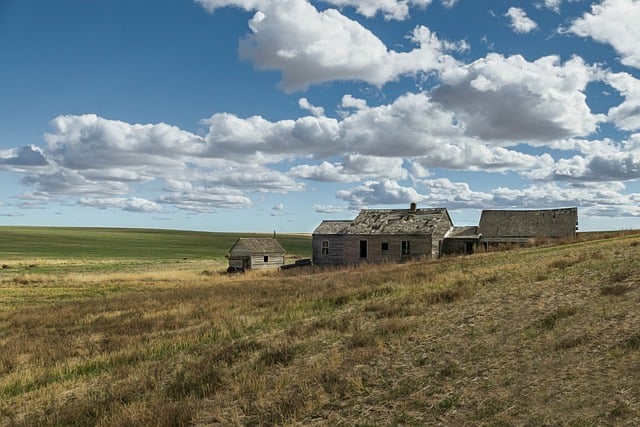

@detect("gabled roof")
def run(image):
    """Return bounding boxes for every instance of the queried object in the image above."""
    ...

[229,238,285,255]
[313,207,451,235]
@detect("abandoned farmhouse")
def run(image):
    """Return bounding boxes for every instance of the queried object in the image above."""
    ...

[312,204,578,266]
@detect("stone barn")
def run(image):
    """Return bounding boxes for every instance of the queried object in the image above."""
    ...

[312,205,454,266]
[227,238,286,272]
[478,207,578,246]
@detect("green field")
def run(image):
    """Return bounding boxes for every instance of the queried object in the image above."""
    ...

[0,227,311,273]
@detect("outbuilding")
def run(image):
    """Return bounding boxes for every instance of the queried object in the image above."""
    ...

[478,207,578,246]
[227,238,286,272]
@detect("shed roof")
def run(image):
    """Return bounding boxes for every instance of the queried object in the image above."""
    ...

[229,238,286,255]
[313,207,451,235]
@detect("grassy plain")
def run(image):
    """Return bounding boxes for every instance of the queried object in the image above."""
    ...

[1,228,640,425]
[0,227,311,274]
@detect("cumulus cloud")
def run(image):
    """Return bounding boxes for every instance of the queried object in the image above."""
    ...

[79,197,163,213]
[336,178,423,208]
[298,98,325,117]
[433,54,603,142]
[0,146,48,168]
[313,204,346,213]
[505,7,538,34]
[199,0,465,91]
[197,0,457,21]
[201,113,341,161]
[605,72,640,131]
[290,154,407,182]
[569,0,640,69]
[158,187,252,213]
[322,0,432,20]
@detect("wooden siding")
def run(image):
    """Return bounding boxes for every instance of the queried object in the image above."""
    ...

[431,214,454,258]
[250,254,285,270]
[312,235,345,266]
[313,234,433,265]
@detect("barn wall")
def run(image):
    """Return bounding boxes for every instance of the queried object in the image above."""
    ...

[479,208,578,239]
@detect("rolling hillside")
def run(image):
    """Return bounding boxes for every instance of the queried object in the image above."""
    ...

[0,230,639,425]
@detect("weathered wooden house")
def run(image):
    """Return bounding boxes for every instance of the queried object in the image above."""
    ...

[312,205,454,266]
[478,207,578,245]
[227,238,286,272]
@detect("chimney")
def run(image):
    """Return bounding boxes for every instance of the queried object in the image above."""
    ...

[409,202,417,212]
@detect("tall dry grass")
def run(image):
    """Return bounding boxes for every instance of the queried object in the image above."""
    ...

[1,232,640,425]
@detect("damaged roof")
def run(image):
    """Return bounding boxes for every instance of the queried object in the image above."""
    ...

[229,238,286,254]
[313,208,451,235]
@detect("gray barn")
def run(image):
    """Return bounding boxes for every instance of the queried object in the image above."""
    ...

[478,207,578,245]
[227,238,286,272]
[312,205,454,266]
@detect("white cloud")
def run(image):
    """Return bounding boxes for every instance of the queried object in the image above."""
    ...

[434,54,603,142]
[323,0,432,20]
[505,7,538,34]
[0,145,48,169]
[336,178,423,208]
[569,0,640,69]
[196,0,458,21]
[313,204,346,213]
[79,197,163,213]
[158,187,252,213]
[605,72,640,131]
[298,98,325,117]
[198,0,465,91]
[201,113,341,161]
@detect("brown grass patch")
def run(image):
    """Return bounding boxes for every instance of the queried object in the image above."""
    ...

[3,231,640,425]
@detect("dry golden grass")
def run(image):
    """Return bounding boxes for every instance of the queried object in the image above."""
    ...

[1,232,640,426]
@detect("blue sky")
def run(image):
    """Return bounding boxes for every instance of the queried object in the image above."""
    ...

[1,0,640,233]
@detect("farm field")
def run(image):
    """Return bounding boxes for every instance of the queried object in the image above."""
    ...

[0,226,311,274]
[1,228,640,425]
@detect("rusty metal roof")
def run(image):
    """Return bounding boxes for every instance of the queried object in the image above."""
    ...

[229,238,286,254]
[313,208,450,235]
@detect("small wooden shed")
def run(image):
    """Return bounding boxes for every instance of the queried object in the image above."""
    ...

[227,238,286,272]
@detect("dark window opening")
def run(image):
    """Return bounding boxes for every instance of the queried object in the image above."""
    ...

[381,242,389,251]
[360,240,368,258]
[401,240,411,255]
[264,255,269,262]
[321,240,329,256]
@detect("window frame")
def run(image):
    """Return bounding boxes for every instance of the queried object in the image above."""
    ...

[321,240,329,256]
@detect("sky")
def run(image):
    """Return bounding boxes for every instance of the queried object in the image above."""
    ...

[1,0,640,233]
